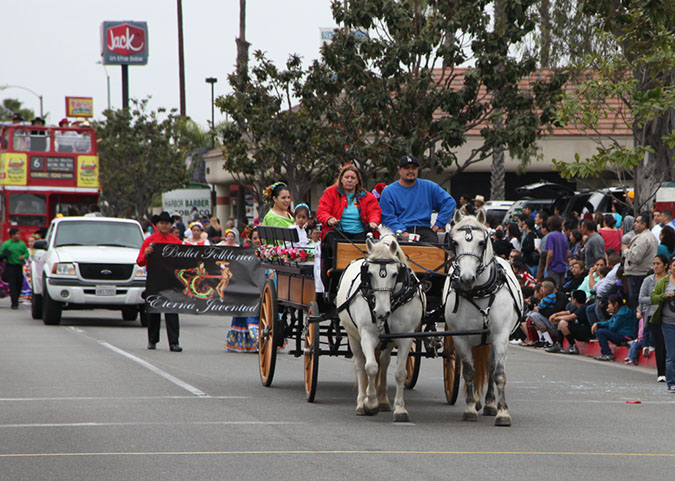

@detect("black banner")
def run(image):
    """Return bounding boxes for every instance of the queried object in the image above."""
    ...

[146,244,264,316]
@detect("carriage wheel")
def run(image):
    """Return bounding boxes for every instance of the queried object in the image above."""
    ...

[404,339,422,390]
[443,335,461,405]
[304,302,320,402]
[258,279,278,387]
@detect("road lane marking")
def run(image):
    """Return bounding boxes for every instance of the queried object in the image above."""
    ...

[98,342,209,398]
[0,450,673,458]
[0,421,302,428]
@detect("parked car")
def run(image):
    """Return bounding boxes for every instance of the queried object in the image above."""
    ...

[484,200,515,225]
[30,217,147,325]
[503,199,558,225]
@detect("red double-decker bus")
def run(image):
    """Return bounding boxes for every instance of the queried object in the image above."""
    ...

[0,124,100,242]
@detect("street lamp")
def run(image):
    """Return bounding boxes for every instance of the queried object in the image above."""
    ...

[205,77,217,148]
[0,84,43,117]
[97,61,111,110]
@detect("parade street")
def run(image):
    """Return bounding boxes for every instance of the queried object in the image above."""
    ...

[1,299,672,481]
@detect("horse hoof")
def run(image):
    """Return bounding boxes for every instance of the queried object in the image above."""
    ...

[483,405,497,416]
[356,406,366,416]
[495,415,512,427]
[462,411,478,422]
[379,402,392,412]
[393,412,410,423]
[475,401,482,411]
[363,406,380,416]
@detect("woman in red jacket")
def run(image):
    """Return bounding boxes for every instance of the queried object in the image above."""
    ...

[316,165,381,293]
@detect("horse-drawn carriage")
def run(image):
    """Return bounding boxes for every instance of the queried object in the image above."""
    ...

[255,211,522,425]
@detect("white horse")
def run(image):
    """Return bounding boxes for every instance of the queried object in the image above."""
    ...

[337,235,426,422]
[443,210,523,426]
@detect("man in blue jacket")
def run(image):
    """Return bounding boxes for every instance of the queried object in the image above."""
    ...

[380,155,456,243]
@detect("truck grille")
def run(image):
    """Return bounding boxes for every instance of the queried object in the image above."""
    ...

[79,263,134,281]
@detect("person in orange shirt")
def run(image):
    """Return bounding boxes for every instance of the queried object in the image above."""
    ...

[137,211,183,352]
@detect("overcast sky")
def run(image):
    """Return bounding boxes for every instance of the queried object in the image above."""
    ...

[3,0,336,127]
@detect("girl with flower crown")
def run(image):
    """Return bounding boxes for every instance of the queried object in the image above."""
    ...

[262,182,294,228]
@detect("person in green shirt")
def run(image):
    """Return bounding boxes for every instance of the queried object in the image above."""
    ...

[1,228,30,309]
[262,182,294,228]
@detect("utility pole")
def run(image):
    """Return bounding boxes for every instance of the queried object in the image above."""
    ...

[177,0,186,116]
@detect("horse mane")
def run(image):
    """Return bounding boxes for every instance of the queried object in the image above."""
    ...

[369,234,409,267]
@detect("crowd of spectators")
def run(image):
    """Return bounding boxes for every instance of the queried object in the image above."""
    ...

[480,202,675,393]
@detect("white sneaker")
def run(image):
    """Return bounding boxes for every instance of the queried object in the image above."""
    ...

[657,376,666,383]
[509,339,521,345]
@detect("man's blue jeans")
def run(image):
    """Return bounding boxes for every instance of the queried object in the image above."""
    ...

[596,328,631,355]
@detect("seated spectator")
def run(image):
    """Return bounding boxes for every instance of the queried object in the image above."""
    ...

[507,223,521,251]
[599,213,622,253]
[545,290,592,354]
[527,280,568,347]
[586,253,623,325]
[568,228,583,262]
[511,255,535,287]
[561,260,586,296]
[519,283,544,346]
[492,228,512,259]
[578,257,606,301]
[591,294,635,361]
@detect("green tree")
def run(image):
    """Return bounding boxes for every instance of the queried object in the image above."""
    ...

[217,52,347,210]
[94,99,191,218]
[552,2,675,209]
[0,98,35,122]
[310,0,565,185]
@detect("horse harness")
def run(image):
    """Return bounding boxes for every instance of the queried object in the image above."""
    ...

[337,257,422,334]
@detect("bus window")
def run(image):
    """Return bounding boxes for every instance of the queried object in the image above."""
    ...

[9,193,46,215]
[28,133,50,152]
[12,130,29,151]
[55,131,92,153]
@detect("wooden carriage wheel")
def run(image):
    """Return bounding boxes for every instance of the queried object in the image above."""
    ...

[404,339,422,390]
[304,302,320,402]
[258,279,278,387]
[443,335,461,405]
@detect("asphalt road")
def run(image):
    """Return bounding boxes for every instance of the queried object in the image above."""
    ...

[1,297,673,481]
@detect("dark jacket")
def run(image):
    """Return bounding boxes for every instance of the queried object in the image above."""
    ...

[521,231,539,267]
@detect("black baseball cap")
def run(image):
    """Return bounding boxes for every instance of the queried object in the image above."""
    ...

[399,154,419,167]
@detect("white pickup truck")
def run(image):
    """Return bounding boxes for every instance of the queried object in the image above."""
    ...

[30,216,147,325]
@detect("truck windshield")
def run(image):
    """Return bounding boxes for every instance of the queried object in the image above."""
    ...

[54,221,143,249]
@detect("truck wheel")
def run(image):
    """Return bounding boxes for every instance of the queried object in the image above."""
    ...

[31,293,43,320]
[42,280,62,325]
[122,308,138,321]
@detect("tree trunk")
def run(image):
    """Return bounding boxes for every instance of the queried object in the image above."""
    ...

[489,0,507,201]
[538,0,552,68]
[235,0,250,228]
[633,67,675,212]
[490,142,506,201]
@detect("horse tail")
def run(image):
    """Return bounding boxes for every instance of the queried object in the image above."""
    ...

[471,344,489,398]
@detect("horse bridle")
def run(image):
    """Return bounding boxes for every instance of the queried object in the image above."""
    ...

[449,225,494,282]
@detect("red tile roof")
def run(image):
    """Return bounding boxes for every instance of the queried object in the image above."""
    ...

[431,67,633,136]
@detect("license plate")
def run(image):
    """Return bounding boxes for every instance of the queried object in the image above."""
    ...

[95,285,116,296]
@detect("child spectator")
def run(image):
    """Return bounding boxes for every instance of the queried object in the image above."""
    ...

[527,280,568,347]
[591,294,635,361]
[291,204,310,247]
[626,308,648,365]
[545,290,592,354]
